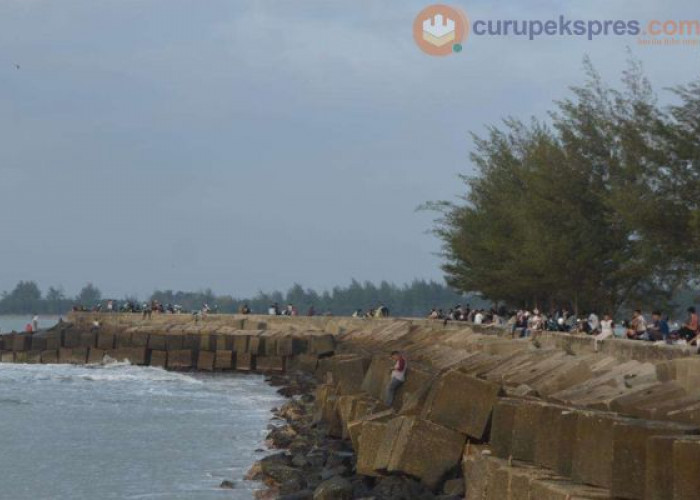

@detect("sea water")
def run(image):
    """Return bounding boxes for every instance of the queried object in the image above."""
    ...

[0,362,283,499]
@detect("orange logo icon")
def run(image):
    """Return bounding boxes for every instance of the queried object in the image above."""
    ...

[413,4,469,56]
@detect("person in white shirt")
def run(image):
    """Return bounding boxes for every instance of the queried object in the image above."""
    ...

[474,311,484,325]
[588,313,600,334]
[594,314,614,351]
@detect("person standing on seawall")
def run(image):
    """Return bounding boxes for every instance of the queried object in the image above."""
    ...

[32,314,39,332]
[385,350,407,406]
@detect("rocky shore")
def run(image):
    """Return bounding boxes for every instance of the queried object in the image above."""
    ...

[246,370,460,500]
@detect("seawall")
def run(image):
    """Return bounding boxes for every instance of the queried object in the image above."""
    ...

[2,312,700,498]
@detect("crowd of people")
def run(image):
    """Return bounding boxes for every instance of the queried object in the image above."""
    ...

[427,305,503,325]
[428,304,700,350]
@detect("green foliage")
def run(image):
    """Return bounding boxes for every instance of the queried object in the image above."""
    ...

[0,281,96,314]
[429,56,700,314]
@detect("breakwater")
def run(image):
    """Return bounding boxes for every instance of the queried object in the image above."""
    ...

[2,312,700,499]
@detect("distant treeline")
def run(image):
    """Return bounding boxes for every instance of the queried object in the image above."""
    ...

[0,281,101,315]
[0,279,488,317]
[152,280,489,317]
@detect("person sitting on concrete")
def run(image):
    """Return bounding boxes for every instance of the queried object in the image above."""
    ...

[593,314,615,351]
[649,311,670,342]
[677,307,699,342]
[385,350,407,406]
[626,310,648,340]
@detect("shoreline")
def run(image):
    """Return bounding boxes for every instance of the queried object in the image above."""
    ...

[249,370,449,500]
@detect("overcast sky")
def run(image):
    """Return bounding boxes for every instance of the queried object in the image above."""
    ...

[0,0,697,298]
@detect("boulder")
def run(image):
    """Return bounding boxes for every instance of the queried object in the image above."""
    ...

[312,476,352,500]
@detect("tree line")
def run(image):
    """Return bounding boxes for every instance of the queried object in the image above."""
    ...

[427,56,700,315]
[0,281,102,315]
[0,279,488,317]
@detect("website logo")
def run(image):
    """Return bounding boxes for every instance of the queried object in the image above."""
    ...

[413,5,700,54]
[413,4,469,56]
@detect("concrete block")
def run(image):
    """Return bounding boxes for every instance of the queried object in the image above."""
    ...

[114,330,132,348]
[232,334,249,353]
[384,416,467,489]
[611,419,698,499]
[197,351,215,371]
[214,350,234,370]
[87,348,105,364]
[646,435,697,500]
[361,356,392,400]
[374,416,408,472]
[167,349,193,369]
[317,356,368,395]
[463,446,488,500]
[422,369,502,440]
[165,335,184,351]
[13,351,27,363]
[529,478,610,499]
[673,436,700,499]
[61,330,82,348]
[11,334,31,351]
[198,333,213,351]
[236,352,255,371]
[30,336,47,351]
[182,334,199,351]
[256,355,285,372]
[571,411,621,489]
[131,331,148,347]
[1,351,15,362]
[96,332,115,350]
[248,335,265,355]
[356,421,387,476]
[58,347,88,364]
[25,350,41,364]
[44,334,59,350]
[310,334,335,355]
[215,334,233,351]
[490,398,520,459]
[79,331,97,348]
[289,353,318,373]
[147,334,167,350]
[534,405,579,476]
[41,350,58,364]
[609,382,687,416]
[347,409,395,451]
[149,350,167,368]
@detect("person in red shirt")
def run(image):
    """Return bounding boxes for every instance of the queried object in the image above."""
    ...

[385,351,407,406]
